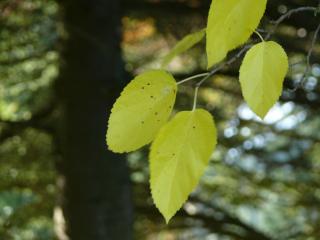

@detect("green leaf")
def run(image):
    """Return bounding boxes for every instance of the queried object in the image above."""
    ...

[150,109,217,223]
[106,70,177,153]
[239,41,289,119]
[206,0,267,68]
[161,28,206,68]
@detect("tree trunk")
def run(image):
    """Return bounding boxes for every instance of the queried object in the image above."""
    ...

[55,0,133,239]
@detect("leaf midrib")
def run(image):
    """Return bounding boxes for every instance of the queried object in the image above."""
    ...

[164,112,195,212]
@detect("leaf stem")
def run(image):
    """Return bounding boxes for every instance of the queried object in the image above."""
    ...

[177,73,209,85]
[192,86,199,111]
[254,30,265,42]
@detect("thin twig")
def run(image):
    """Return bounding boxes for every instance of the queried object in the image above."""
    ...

[191,44,253,108]
[289,22,320,92]
[190,6,319,108]
[197,43,253,88]
[265,6,317,40]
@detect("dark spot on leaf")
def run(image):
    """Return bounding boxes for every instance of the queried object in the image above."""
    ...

[141,121,144,124]
[155,112,158,115]
[193,126,196,129]
[147,83,151,85]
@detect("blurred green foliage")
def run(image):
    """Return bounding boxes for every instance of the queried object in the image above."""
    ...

[0,0,57,239]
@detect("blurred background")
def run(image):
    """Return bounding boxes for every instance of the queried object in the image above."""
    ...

[0,0,320,239]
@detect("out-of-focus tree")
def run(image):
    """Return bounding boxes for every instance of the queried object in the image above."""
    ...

[54,0,132,239]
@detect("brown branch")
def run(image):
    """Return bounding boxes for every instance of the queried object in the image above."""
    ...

[289,21,320,91]
[185,5,320,92]
[265,6,318,40]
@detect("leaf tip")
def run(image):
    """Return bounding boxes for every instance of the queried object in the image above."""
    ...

[257,113,267,121]
[164,215,172,224]
[255,108,269,120]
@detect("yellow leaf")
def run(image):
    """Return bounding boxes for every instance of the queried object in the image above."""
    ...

[206,0,267,68]
[106,70,177,153]
[150,109,217,223]
[161,28,206,68]
[239,41,289,119]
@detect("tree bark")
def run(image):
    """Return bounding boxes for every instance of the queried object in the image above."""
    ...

[55,0,133,239]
